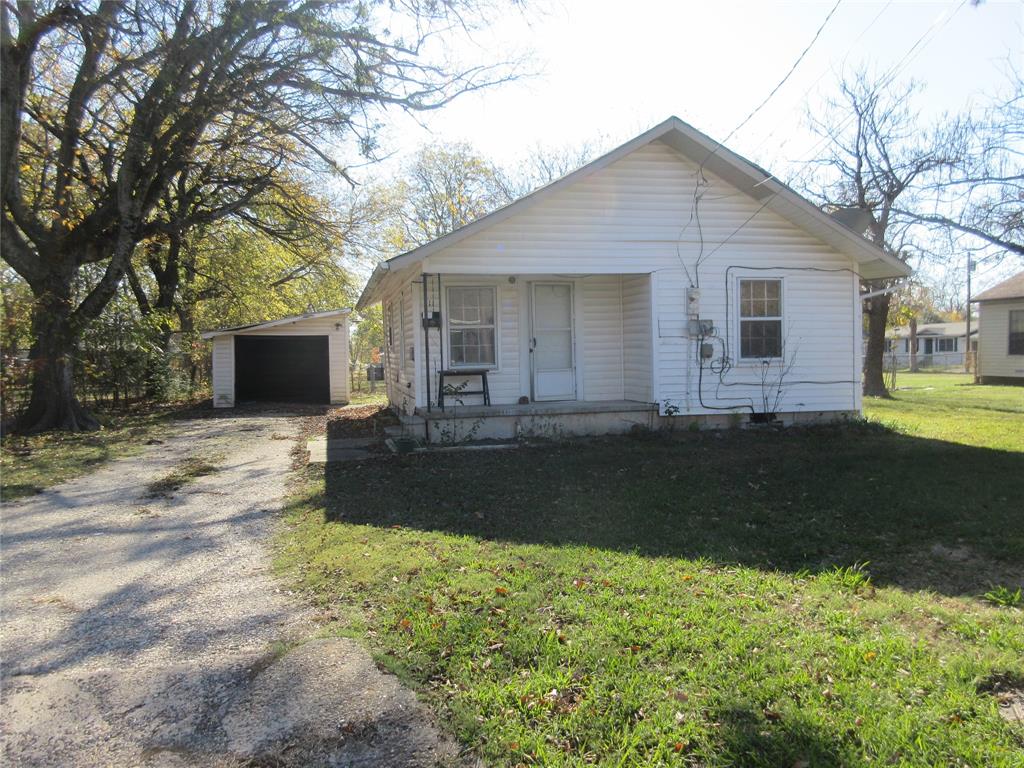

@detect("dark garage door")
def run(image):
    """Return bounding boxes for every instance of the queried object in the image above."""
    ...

[234,335,330,404]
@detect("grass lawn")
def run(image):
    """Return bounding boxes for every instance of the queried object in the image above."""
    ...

[296,376,1018,764]
[1,406,175,500]
[865,372,1024,451]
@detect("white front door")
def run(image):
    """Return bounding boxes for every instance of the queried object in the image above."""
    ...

[531,282,576,401]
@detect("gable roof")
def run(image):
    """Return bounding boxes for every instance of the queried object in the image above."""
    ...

[200,308,350,339]
[972,270,1024,302]
[357,116,911,310]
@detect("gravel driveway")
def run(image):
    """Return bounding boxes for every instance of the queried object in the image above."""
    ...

[1,413,463,767]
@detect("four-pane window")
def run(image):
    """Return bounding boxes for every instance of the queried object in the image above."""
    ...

[1010,310,1024,355]
[739,279,782,359]
[448,286,497,367]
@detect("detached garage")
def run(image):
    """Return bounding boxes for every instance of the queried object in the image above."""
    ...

[201,309,350,408]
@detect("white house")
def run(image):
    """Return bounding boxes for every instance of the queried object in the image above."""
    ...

[202,309,350,407]
[885,321,978,369]
[355,117,910,442]
[972,271,1024,384]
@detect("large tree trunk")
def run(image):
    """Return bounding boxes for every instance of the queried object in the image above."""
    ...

[14,280,100,433]
[863,291,892,398]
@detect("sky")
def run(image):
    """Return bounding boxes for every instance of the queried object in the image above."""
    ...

[362,0,1024,296]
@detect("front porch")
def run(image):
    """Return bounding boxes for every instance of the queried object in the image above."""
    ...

[409,272,657,412]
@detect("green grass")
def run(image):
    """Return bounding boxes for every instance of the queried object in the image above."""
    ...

[144,454,222,498]
[279,374,1024,767]
[1,407,174,500]
[864,372,1024,451]
[346,389,389,407]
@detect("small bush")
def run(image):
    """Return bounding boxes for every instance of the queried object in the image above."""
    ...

[817,562,873,594]
[983,584,1022,608]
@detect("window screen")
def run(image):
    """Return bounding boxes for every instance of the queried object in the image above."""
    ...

[448,286,497,366]
[739,279,782,359]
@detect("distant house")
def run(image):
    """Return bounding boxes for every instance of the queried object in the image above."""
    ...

[885,321,978,369]
[355,117,910,442]
[971,271,1024,385]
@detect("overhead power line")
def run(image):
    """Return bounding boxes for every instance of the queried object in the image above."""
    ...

[698,0,843,173]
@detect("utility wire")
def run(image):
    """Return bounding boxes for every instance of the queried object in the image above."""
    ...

[677,0,843,286]
[697,0,843,174]
[688,0,968,283]
[749,0,895,158]
[790,0,968,168]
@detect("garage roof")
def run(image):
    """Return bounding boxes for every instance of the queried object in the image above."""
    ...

[200,308,351,339]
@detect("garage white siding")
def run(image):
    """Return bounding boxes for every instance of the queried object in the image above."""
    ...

[211,336,235,407]
[208,312,350,408]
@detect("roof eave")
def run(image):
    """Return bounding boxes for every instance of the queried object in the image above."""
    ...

[200,308,351,339]
[355,263,389,311]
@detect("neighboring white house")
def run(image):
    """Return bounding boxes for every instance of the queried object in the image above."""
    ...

[884,321,978,369]
[355,117,911,442]
[202,309,350,408]
[972,271,1024,385]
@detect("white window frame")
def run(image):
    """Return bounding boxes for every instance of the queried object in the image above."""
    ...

[736,277,784,362]
[444,284,499,370]
[935,337,955,353]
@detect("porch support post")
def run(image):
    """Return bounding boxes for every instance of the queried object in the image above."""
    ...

[422,274,431,413]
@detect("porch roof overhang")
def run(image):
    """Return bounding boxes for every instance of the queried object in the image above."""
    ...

[355,116,911,311]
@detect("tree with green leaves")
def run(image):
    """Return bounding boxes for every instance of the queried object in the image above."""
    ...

[2,0,517,432]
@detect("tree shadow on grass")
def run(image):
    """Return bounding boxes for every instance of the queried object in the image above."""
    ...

[320,424,1024,597]
[701,701,858,768]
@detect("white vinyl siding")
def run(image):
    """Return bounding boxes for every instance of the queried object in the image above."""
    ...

[978,300,1024,379]
[582,276,624,401]
[386,140,860,415]
[211,335,234,407]
[622,275,653,402]
[383,281,417,413]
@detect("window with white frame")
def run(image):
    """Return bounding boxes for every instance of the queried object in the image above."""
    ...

[447,286,497,367]
[936,337,956,352]
[739,279,783,359]
[1010,310,1024,355]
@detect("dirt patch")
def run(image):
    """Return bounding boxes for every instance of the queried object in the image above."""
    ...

[978,672,1024,724]
[889,541,1024,598]
[145,455,222,497]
